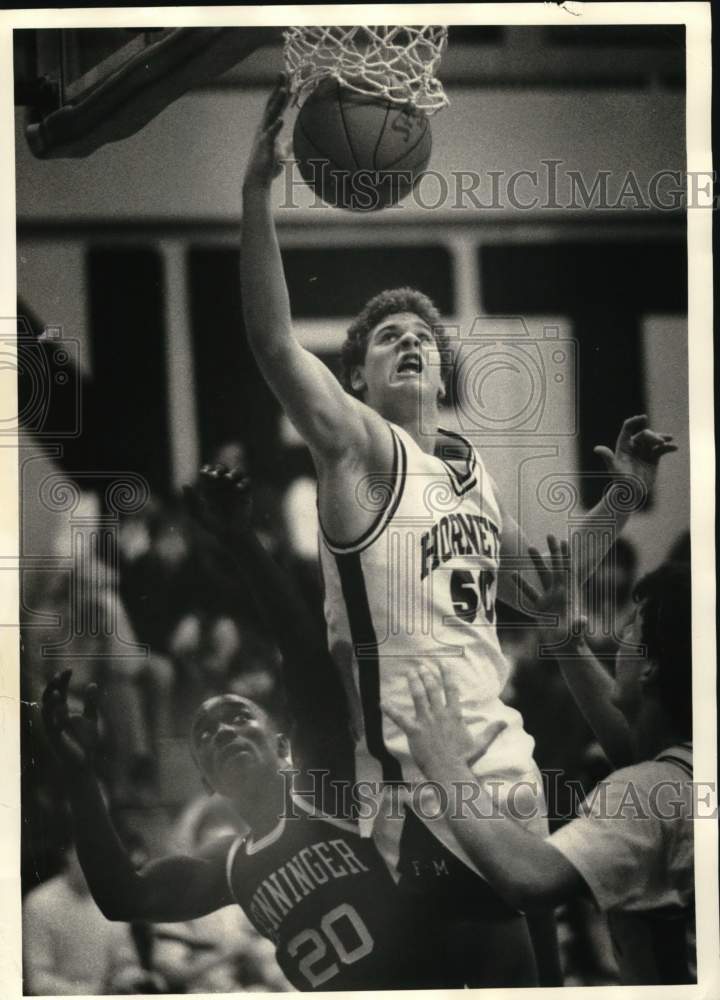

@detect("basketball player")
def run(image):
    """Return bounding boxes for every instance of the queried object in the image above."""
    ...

[241,77,677,983]
[386,547,694,985]
[43,670,461,990]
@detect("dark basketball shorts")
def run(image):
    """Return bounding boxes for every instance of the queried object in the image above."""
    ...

[396,806,521,920]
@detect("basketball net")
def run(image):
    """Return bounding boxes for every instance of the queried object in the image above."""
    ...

[283,26,449,114]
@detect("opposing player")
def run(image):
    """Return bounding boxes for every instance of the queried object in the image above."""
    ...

[386,546,694,984]
[240,77,677,983]
[43,672,455,990]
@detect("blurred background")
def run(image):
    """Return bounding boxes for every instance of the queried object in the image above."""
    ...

[13,23,690,991]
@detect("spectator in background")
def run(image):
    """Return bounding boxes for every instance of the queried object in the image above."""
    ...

[167,612,280,731]
[21,564,163,804]
[118,499,200,657]
[23,841,157,995]
[117,446,290,737]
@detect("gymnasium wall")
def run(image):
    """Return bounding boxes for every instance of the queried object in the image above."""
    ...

[15,86,685,219]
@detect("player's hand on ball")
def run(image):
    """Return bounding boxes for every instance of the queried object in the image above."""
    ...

[513,535,587,651]
[41,669,100,775]
[383,665,506,781]
[183,464,253,540]
[244,74,291,189]
[594,414,677,497]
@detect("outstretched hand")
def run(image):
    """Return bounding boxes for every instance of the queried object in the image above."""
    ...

[183,464,253,542]
[513,534,587,649]
[41,670,99,775]
[594,414,677,496]
[383,665,506,781]
[244,75,291,189]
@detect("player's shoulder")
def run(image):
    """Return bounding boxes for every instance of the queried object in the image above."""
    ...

[607,744,693,788]
[607,759,662,783]
[582,753,692,822]
[594,759,666,799]
[653,742,693,778]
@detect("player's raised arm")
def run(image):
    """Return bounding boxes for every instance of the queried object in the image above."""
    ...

[241,77,370,465]
[184,466,354,779]
[41,672,235,923]
[515,536,634,769]
[496,415,677,609]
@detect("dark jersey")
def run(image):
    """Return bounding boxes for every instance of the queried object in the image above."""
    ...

[226,793,434,991]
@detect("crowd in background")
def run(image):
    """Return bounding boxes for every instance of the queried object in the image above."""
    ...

[20,447,691,992]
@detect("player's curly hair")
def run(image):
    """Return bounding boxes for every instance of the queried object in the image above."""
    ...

[633,560,692,738]
[340,288,453,401]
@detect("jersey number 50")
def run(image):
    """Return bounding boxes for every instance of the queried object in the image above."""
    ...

[287,902,374,988]
[450,569,496,624]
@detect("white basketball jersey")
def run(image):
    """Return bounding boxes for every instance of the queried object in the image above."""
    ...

[319,423,540,868]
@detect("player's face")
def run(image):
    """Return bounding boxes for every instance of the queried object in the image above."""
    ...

[358,312,444,411]
[611,606,647,722]
[191,694,285,798]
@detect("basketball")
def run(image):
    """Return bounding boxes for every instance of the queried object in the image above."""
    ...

[293,78,432,211]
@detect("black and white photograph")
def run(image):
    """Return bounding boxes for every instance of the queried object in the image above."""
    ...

[1,3,716,996]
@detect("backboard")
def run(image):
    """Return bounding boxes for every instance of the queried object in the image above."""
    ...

[14,27,281,158]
